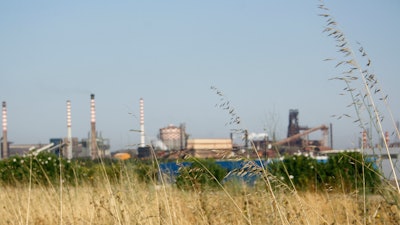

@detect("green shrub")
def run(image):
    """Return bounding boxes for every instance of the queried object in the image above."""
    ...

[268,152,381,193]
[322,152,381,193]
[176,159,227,191]
[269,155,320,191]
[0,152,78,186]
[133,160,159,184]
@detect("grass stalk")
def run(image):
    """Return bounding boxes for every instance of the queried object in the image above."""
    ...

[319,0,399,194]
[25,156,33,225]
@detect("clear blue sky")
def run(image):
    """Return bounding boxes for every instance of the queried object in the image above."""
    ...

[1,0,399,151]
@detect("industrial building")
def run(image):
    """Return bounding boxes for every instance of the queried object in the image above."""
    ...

[0,94,111,159]
[274,109,331,153]
[159,124,187,150]
[149,109,333,160]
[1,134,110,159]
[186,138,233,158]
[2,93,339,161]
[81,132,111,158]
[6,144,45,156]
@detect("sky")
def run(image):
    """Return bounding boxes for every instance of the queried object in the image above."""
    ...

[1,0,399,151]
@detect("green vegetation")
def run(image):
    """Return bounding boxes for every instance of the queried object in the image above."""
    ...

[175,158,228,190]
[133,159,159,183]
[269,152,382,193]
[0,151,382,196]
[0,152,79,186]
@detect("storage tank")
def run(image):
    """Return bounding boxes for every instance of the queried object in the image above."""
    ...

[159,124,186,150]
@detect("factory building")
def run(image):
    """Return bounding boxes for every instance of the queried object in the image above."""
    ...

[186,138,233,158]
[159,124,187,150]
[248,133,269,151]
[0,94,113,160]
[81,132,111,158]
[7,144,43,156]
[3,135,109,159]
[49,137,83,158]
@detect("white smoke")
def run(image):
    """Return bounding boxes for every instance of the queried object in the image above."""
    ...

[151,139,168,151]
[248,132,268,141]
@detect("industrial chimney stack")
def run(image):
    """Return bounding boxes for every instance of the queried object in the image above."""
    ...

[385,131,390,146]
[90,94,97,159]
[362,130,368,148]
[2,101,8,159]
[66,100,72,160]
[140,98,145,148]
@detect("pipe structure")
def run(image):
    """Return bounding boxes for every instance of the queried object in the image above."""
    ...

[2,101,8,159]
[66,100,72,160]
[90,94,97,159]
[274,124,328,146]
[140,98,145,148]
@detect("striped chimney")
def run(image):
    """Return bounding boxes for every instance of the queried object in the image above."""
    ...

[140,98,145,148]
[66,100,72,159]
[362,130,368,148]
[385,131,390,146]
[90,94,97,159]
[2,101,8,159]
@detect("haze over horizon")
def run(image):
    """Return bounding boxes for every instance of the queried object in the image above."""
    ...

[1,1,399,151]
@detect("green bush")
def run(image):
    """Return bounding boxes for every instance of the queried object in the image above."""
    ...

[322,152,381,193]
[176,159,227,191]
[268,155,320,191]
[0,152,79,186]
[0,154,159,186]
[133,160,159,184]
[268,152,381,193]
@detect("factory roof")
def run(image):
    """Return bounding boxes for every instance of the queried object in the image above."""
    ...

[186,138,233,150]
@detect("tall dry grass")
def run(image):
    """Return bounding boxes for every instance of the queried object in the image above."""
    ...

[319,0,400,192]
[1,180,399,225]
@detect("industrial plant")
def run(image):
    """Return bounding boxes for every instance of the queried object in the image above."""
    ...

[1,94,111,160]
[138,108,333,160]
[1,95,398,163]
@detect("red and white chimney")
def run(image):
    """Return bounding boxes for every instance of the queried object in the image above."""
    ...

[66,100,72,159]
[140,98,145,148]
[362,130,368,148]
[90,94,97,159]
[2,101,8,159]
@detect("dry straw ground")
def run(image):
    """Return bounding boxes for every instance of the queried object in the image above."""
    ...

[1,181,399,225]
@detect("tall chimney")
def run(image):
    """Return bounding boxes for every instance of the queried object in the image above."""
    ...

[90,94,97,159]
[140,98,145,148]
[2,101,8,159]
[330,123,333,149]
[66,100,72,160]
[362,130,368,148]
[385,131,390,146]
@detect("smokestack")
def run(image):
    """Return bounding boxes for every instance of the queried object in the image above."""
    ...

[385,131,390,146]
[90,94,97,159]
[140,98,145,148]
[362,130,368,148]
[66,100,72,160]
[330,123,333,149]
[2,101,8,159]
[180,123,186,150]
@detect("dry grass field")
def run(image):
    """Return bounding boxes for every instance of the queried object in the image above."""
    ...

[1,179,399,225]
